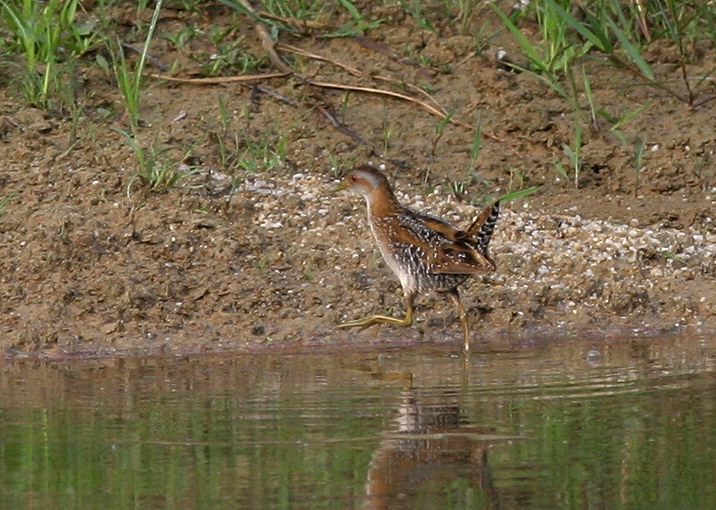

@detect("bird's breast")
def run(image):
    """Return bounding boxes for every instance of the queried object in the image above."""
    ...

[369,217,418,293]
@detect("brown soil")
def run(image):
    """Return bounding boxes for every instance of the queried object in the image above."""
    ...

[1,3,715,357]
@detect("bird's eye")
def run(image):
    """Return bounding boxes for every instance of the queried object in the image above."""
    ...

[350,175,358,182]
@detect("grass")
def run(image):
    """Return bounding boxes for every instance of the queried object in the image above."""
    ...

[111,0,195,194]
[201,29,266,76]
[0,0,712,203]
[236,129,287,173]
[508,166,527,192]
[330,0,383,37]
[490,0,716,194]
[454,0,482,36]
[381,114,393,158]
[580,66,597,129]
[608,103,649,143]
[491,3,576,96]
[498,185,540,204]
[209,95,236,170]
[117,130,197,195]
[633,136,646,198]
[495,0,716,108]
[431,106,457,158]
[111,41,141,129]
[112,0,163,133]
[449,118,484,200]
[0,193,15,217]
[162,25,200,53]
[0,0,96,109]
[401,0,435,32]
[555,122,584,189]
[468,117,483,176]
[218,0,380,38]
[203,98,287,175]
[694,153,713,193]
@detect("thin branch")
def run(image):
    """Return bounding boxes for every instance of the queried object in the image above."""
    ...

[235,0,292,74]
[315,104,366,145]
[252,85,299,107]
[121,42,169,72]
[149,7,498,142]
[693,94,716,109]
[149,72,290,84]
[371,74,448,116]
[308,80,474,131]
[276,43,364,78]
[277,42,448,115]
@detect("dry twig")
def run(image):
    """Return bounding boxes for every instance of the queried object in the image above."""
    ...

[236,0,292,74]
[149,72,290,84]
[276,43,364,78]
[277,43,448,116]
[307,80,471,130]
[252,85,299,107]
[314,103,366,145]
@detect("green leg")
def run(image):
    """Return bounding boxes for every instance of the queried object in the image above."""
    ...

[448,289,470,352]
[338,294,415,330]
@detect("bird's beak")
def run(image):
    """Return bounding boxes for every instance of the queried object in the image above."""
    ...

[333,180,349,193]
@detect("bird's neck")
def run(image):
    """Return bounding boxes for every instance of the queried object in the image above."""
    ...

[365,186,400,219]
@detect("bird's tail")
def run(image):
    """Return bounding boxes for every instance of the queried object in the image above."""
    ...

[465,200,500,255]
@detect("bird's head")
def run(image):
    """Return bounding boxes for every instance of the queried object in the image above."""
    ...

[335,165,391,200]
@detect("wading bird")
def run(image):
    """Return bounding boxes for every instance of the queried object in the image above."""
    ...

[336,165,500,351]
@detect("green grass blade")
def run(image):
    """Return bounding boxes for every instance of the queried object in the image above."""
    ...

[491,5,544,70]
[544,0,604,52]
[0,192,16,216]
[134,0,164,95]
[606,17,654,80]
[582,66,596,127]
[1,1,29,44]
[215,0,259,21]
[337,0,361,21]
[610,103,649,132]
[498,186,540,203]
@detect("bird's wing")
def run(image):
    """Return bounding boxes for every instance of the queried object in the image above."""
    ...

[394,210,496,275]
[465,200,500,253]
[410,212,463,242]
[430,243,496,274]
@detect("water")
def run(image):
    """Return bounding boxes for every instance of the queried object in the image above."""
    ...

[1,336,715,510]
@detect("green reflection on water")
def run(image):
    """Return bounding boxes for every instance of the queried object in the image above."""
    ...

[1,336,715,510]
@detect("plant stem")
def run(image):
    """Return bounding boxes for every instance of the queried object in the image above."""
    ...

[132,0,164,134]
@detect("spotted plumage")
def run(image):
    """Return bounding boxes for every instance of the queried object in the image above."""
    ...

[336,164,500,351]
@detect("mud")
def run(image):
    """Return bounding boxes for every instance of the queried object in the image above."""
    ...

[0,3,714,357]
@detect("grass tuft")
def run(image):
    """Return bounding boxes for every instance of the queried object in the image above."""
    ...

[555,123,583,189]
[116,129,198,195]
[112,0,163,133]
[111,0,193,195]
[495,0,715,107]
[0,193,16,217]
[1,0,96,109]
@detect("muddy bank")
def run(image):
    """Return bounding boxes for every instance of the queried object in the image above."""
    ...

[0,3,715,357]
[1,164,714,358]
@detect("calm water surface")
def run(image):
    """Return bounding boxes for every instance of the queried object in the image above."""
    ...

[1,335,715,510]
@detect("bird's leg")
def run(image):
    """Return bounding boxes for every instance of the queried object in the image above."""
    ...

[338,293,415,330]
[447,289,470,352]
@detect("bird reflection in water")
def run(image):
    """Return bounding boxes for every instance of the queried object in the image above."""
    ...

[361,379,500,510]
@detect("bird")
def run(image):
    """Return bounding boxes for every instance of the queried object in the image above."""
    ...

[336,164,500,351]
